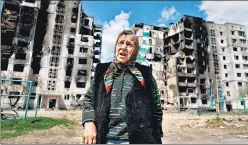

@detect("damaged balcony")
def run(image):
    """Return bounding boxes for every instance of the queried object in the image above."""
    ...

[183,20,192,31]
[51,46,60,56]
[169,38,182,54]
[17,6,37,39]
[194,25,202,32]
[65,58,73,78]
[94,24,102,32]
[71,11,77,24]
[94,42,101,47]
[171,33,181,44]
[54,24,64,34]
[56,1,65,14]
[184,28,193,39]
[56,14,64,24]
[15,40,29,49]
[67,58,74,65]
[82,17,91,28]
[80,47,88,53]
[1,45,14,57]
[17,27,31,39]
[187,77,197,87]
[177,71,196,78]
[31,57,41,74]
[153,54,163,62]
[177,57,186,67]
[183,49,194,56]
[81,37,88,42]
[195,33,203,42]
[178,77,197,87]
[80,27,92,35]
[184,39,194,49]
[178,86,195,96]
[178,77,187,87]
[53,34,62,45]
[94,50,100,55]
[76,70,87,82]
[92,56,100,63]
[68,38,75,46]
[186,57,195,64]
[49,56,59,67]
[18,6,35,26]
[15,51,26,60]
[94,34,101,40]
[1,4,19,46]
[164,46,174,56]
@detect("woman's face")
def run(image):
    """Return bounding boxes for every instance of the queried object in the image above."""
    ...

[115,35,136,64]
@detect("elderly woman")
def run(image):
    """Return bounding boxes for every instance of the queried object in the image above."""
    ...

[82,30,163,144]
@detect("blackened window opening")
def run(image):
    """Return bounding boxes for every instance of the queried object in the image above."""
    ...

[13,64,25,72]
[77,82,85,88]
[64,81,71,88]
[79,58,87,64]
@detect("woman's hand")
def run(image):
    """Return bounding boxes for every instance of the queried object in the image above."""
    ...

[83,122,97,144]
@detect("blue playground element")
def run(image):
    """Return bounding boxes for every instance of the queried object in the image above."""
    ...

[219,88,225,110]
[0,79,33,120]
[209,88,215,108]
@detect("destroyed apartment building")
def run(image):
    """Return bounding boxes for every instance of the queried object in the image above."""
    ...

[132,24,168,108]
[133,15,248,111]
[1,0,41,109]
[206,22,248,110]
[1,0,102,110]
[164,16,210,111]
[133,16,210,111]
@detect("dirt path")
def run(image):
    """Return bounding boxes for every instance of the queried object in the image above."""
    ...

[2,110,248,144]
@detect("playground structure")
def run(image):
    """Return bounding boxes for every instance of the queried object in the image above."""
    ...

[0,79,40,120]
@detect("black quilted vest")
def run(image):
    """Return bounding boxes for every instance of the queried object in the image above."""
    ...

[93,62,162,144]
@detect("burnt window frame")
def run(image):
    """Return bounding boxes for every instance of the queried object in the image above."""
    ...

[13,64,25,72]
[78,58,87,64]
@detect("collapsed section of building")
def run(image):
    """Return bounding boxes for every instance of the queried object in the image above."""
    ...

[1,0,102,110]
[132,15,248,112]
[1,0,42,109]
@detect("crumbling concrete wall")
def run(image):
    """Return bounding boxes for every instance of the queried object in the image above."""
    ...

[1,0,41,109]
[34,1,102,110]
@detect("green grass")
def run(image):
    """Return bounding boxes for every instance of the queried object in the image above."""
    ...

[1,117,75,139]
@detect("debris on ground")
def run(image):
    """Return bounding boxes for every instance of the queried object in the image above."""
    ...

[237,135,248,139]
[219,126,225,129]
[193,123,206,128]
